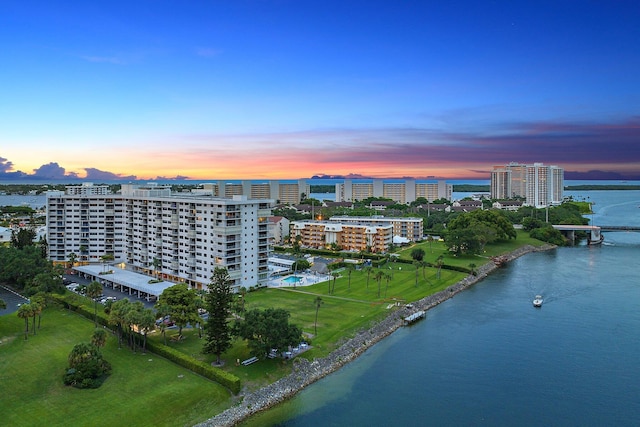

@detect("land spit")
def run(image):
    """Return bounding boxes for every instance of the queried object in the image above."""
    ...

[197,244,554,427]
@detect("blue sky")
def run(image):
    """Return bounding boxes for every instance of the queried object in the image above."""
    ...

[1,1,639,181]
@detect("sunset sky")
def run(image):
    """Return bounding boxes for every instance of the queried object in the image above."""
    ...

[1,1,639,181]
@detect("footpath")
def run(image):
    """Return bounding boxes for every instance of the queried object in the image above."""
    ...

[196,244,555,427]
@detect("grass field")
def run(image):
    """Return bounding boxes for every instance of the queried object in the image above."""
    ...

[1,232,546,423]
[0,309,232,427]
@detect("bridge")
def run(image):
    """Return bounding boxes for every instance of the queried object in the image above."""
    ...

[552,224,640,244]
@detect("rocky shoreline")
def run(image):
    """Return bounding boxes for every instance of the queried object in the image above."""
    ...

[196,244,554,427]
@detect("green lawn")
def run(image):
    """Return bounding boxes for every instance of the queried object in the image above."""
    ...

[0,308,232,427]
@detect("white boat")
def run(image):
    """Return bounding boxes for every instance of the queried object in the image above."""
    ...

[533,295,543,307]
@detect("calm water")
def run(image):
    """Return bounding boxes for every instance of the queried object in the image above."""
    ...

[243,190,640,427]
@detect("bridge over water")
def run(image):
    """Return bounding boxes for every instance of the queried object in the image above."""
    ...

[552,224,640,244]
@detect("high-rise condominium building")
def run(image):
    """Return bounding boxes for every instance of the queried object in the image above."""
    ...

[336,179,452,203]
[491,162,564,207]
[46,183,273,291]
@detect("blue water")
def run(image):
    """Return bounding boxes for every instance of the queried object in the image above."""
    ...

[283,276,303,284]
[243,190,640,426]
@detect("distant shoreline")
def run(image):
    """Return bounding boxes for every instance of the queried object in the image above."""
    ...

[198,243,555,427]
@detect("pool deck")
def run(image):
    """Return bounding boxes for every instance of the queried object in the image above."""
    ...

[267,272,332,288]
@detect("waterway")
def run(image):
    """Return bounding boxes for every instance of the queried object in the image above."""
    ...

[242,189,640,426]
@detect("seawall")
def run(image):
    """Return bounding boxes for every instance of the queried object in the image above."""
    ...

[197,244,554,427]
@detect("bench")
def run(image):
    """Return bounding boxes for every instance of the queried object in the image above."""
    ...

[241,356,259,366]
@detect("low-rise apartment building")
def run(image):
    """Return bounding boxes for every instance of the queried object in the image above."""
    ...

[290,220,393,253]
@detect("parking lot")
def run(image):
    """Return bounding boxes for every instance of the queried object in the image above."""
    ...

[64,274,156,310]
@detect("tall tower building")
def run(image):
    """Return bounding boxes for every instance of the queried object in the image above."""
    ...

[491,162,564,207]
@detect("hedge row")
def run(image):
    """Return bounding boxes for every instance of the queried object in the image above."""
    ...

[49,293,241,394]
[50,293,110,327]
[145,340,241,394]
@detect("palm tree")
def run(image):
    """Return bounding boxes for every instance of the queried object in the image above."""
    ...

[138,308,157,354]
[314,296,323,335]
[0,298,6,311]
[86,281,103,326]
[17,303,32,340]
[91,328,108,348]
[346,265,354,290]
[374,270,385,298]
[100,253,115,273]
[151,257,161,279]
[436,255,444,279]
[427,234,434,253]
[67,252,77,272]
[468,263,477,276]
[31,294,46,329]
[413,261,420,287]
[363,266,372,290]
[383,271,392,298]
[330,272,339,294]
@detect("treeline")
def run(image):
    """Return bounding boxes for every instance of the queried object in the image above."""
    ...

[565,185,640,190]
[452,184,490,192]
[309,185,336,193]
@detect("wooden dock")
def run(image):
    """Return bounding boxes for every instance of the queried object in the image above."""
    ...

[403,310,426,326]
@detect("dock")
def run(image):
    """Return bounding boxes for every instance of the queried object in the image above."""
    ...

[403,310,426,326]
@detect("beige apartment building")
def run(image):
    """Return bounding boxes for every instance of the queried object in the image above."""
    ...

[329,216,424,242]
[290,220,393,253]
[336,179,452,203]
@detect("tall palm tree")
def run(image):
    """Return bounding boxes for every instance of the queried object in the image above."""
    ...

[31,294,46,329]
[363,266,372,290]
[86,281,103,326]
[330,272,339,294]
[314,296,323,335]
[383,272,392,298]
[374,270,385,298]
[413,261,420,287]
[436,255,444,279]
[427,234,434,253]
[346,265,354,290]
[17,303,32,340]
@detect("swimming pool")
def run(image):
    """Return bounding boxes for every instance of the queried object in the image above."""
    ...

[282,276,303,284]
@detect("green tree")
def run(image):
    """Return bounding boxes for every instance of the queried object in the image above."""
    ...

[410,248,425,262]
[374,270,384,298]
[0,298,6,311]
[91,328,108,348]
[11,228,36,249]
[108,298,131,348]
[426,234,434,253]
[30,294,46,330]
[157,284,199,340]
[330,272,339,294]
[17,303,33,340]
[63,342,111,389]
[86,281,103,326]
[346,264,354,290]
[100,254,115,273]
[363,265,372,290]
[235,308,302,357]
[67,252,77,271]
[313,296,323,336]
[436,255,444,279]
[203,267,234,365]
[468,263,477,276]
[154,302,171,345]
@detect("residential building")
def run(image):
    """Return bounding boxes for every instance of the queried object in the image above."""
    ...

[336,179,452,203]
[290,220,393,253]
[46,183,273,291]
[490,162,564,207]
[328,216,424,242]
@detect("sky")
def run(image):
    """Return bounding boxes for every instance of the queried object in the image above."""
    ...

[1,1,639,181]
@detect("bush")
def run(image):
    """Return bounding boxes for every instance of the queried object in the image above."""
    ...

[63,343,112,389]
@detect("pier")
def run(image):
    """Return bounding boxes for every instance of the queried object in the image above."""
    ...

[403,310,426,326]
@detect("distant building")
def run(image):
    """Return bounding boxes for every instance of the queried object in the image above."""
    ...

[335,179,452,203]
[491,162,564,207]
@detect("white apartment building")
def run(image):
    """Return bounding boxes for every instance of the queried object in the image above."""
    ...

[490,162,564,208]
[195,180,310,205]
[46,183,273,291]
[328,216,424,242]
[335,179,452,203]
